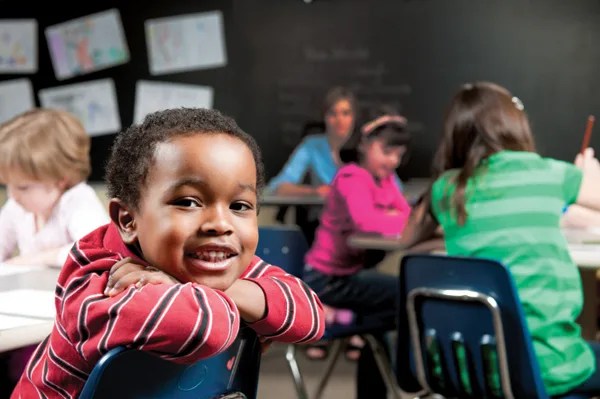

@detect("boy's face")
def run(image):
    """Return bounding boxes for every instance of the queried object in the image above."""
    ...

[115,133,259,291]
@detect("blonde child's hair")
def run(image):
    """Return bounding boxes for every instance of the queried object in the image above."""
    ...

[0,108,91,187]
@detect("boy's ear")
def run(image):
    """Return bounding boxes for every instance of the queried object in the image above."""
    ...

[109,199,138,245]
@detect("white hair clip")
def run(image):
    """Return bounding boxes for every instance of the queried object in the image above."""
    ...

[512,96,524,111]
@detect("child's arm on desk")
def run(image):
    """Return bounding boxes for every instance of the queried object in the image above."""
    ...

[60,257,241,365]
[106,258,326,344]
[237,260,326,344]
[399,197,441,248]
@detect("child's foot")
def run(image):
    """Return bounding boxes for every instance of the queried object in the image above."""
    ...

[305,341,329,360]
[344,335,364,361]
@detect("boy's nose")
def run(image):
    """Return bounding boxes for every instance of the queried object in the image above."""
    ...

[200,206,233,235]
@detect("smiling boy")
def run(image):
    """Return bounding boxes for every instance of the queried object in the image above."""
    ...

[11,108,325,398]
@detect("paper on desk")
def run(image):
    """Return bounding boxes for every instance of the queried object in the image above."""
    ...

[0,314,46,331]
[0,264,44,277]
[569,244,600,252]
[0,289,55,319]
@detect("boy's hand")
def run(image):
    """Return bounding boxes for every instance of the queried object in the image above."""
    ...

[104,257,178,297]
[224,279,266,323]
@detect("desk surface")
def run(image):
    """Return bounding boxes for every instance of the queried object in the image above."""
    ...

[260,194,325,207]
[0,266,59,352]
[260,178,431,207]
[348,228,600,268]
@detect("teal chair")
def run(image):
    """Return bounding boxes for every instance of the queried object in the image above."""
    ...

[79,326,261,399]
[397,254,592,399]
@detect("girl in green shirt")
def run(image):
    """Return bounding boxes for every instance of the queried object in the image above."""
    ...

[402,81,600,396]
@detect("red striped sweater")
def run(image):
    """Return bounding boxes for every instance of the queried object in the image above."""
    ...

[11,223,324,398]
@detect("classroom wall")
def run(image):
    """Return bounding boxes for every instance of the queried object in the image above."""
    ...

[1,0,599,182]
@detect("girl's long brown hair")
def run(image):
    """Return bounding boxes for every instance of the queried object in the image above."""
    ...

[431,81,536,225]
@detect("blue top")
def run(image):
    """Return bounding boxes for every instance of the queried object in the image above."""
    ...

[267,134,337,193]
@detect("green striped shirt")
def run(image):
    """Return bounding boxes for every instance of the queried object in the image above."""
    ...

[431,150,594,395]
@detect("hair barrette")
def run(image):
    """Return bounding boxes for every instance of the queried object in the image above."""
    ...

[511,96,524,111]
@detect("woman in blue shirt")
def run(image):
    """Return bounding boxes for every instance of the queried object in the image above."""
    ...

[267,86,358,197]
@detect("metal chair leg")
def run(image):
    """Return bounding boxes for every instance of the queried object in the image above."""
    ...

[313,339,345,399]
[363,334,405,399]
[285,344,309,399]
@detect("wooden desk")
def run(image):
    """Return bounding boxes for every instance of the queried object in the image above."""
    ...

[0,265,59,352]
[260,194,325,207]
[348,230,600,340]
[347,234,444,254]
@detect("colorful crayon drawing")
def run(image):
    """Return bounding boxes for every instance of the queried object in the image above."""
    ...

[38,78,121,136]
[0,20,37,73]
[145,10,227,75]
[45,9,129,80]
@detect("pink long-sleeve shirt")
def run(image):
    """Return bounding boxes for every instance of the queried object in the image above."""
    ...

[305,163,411,276]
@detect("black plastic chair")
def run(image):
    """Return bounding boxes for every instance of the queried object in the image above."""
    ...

[257,224,402,399]
[79,326,261,399]
[397,254,592,399]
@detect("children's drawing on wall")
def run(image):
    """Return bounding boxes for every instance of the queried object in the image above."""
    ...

[0,79,34,124]
[133,80,213,123]
[0,20,37,73]
[45,9,129,80]
[38,78,121,135]
[145,10,227,75]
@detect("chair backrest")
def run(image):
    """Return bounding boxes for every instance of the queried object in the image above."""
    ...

[79,326,261,399]
[396,254,549,399]
[257,225,309,278]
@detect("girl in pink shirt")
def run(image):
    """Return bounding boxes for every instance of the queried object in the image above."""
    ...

[304,110,411,399]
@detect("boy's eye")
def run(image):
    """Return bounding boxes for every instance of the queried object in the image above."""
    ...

[173,198,201,208]
[230,202,253,212]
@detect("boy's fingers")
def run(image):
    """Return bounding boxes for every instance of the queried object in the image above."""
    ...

[109,257,135,275]
[105,269,178,296]
[105,270,147,296]
[108,260,145,285]
[135,271,178,286]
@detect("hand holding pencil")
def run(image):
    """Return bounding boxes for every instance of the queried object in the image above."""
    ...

[580,115,595,154]
[575,115,599,175]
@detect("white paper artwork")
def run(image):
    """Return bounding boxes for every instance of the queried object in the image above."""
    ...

[145,10,227,75]
[0,20,37,73]
[45,9,129,80]
[134,80,213,123]
[0,78,35,124]
[38,78,121,136]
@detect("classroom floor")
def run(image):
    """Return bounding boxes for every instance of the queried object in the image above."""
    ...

[257,342,416,399]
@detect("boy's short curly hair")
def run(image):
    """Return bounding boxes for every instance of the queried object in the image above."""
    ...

[105,107,265,210]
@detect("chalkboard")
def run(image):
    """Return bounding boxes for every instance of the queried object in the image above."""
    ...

[233,0,600,180]
[1,0,600,181]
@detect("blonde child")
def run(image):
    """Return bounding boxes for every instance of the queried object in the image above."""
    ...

[0,108,109,396]
[0,108,109,267]
[11,107,325,398]
[303,110,411,398]
[403,81,600,396]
